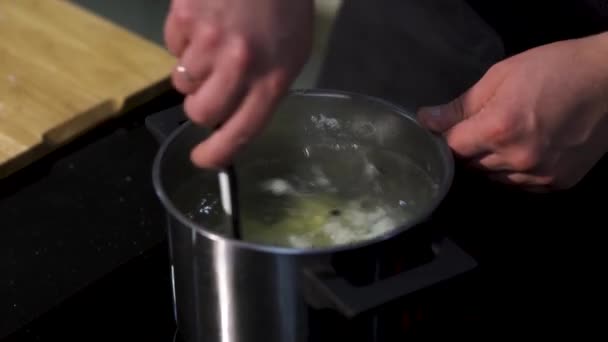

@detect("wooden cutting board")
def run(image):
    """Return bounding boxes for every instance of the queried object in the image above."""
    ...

[0,0,177,178]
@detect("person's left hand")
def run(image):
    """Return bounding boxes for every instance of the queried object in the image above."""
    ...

[417,33,608,191]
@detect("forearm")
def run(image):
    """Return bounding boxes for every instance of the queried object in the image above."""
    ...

[580,32,608,153]
[597,33,608,154]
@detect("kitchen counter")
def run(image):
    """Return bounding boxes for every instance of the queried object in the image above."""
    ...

[0,91,183,338]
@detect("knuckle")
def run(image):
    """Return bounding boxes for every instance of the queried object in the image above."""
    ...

[172,10,194,29]
[227,36,251,69]
[449,96,467,121]
[486,63,502,76]
[511,148,541,171]
[541,175,558,187]
[487,60,509,76]
[507,174,526,185]
[196,23,222,48]
[488,114,517,146]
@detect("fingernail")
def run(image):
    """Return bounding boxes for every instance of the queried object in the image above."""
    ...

[418,106,442,128]
[420,106,444,131]
[430,106,442,118]
[419,106,442,121]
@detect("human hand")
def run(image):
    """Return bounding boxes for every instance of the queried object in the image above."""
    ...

[164,0,313,168]
[418,33,608,191]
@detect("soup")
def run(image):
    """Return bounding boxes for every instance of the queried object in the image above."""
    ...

[173,144,438,248]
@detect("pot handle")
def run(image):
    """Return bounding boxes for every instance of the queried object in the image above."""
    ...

[145,105,188,143]
[302,237,477,318]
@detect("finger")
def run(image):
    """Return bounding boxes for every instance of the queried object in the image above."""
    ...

[171,25,221,94]
[190,73,287,169]
[163,10,191,57]
[488,172,554,188]
[417,62,510,132]
[417,96,468,133]
[443,113,494,159]
[468,153,511,172]
[184,37,251,127]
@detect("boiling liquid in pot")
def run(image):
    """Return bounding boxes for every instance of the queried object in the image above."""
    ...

[173,144,438,249]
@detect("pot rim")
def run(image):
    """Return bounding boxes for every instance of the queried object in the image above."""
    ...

[152,88,454,255]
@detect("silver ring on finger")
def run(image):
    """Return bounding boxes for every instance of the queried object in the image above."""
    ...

[175,64,199,83]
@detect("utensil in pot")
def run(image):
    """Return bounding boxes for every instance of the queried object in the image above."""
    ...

[218,166,241,239]
[211,114,242,240]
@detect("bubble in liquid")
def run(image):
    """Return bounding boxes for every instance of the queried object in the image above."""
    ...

[261,179,295,196]
[311,114,341,130]
[303,147,311,158]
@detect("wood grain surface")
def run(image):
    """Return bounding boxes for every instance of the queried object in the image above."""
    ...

[0,0,176,178]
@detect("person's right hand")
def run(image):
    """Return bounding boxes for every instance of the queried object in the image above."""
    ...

[164,0,313,168]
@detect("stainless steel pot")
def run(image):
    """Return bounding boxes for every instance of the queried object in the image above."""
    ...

[148,90,476,342]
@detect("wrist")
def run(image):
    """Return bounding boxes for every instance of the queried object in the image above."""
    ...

[600,35,608,154]
[583,32,608,153]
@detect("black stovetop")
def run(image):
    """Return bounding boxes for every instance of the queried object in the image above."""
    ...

[0,92,181,341]
[1,90,606,341]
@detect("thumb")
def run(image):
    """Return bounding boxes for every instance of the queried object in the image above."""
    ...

[417,98,468,133]
[417,62,511,133]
